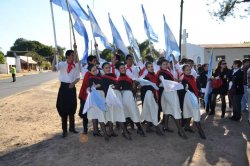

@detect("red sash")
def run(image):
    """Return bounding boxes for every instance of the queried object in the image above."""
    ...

[145,72,157,85]
[126,64,132,73]
[111,64,115,75]
[118,74,133,85]
[157,69,174,81]
[183,75,198,97]
[67,62,75,73]
[139,67,146,77]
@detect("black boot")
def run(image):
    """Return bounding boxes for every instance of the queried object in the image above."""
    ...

[155,125,164,136]
[61,115,67,138]
[146,122,154,133]
[120,122,132,140]
[92,119,102,137]
[208,110,215,115]
[83,120,88,134]
[184,118,195,133]
[175,119,187,139]
[100,122,109,141]
[135,122,146,137]
[162,114,174,132]
[221,109,225,118]
[195,122,206,139]
[69,115,78,134]
[108,122,118,137]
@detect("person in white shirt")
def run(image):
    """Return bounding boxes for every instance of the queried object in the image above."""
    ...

[125,54,139,80]
[173,56,198,79]
[81,55,98,79]
[52,49,80,138]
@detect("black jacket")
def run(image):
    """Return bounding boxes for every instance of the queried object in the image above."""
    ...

[212,69,230,95]
[230,69,244,95]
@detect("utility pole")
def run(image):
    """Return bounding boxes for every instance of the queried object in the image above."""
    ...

[179,0,184,60]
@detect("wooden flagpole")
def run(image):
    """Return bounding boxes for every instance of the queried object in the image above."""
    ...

[65,0,79,63]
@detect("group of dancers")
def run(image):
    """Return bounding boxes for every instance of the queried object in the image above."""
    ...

[53,49,206,141]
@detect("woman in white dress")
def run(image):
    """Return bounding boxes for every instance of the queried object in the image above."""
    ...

[178,65,206,139]
[101,62,131,140]
[87,64,109,141]
[157,58,187,139]
[117,63,146,137]
[140,62,164,136]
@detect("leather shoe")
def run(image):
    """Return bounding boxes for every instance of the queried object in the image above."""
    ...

[69,129,79,134]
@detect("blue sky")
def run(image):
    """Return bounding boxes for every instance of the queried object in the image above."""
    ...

[0,0,250,59]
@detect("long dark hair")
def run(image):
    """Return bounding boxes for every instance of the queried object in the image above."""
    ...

[215,59,227,73]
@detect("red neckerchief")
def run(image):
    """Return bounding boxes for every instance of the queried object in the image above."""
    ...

[157,69,174,81]
[67,61,75,73]
[118,74,133,85]
[145,72,159,100]
[126,64,132,73]
[111,64,115,75]
[139,67,146,77]
[145,72,157,85]
[183,74,198,97]
[102,73,117,82]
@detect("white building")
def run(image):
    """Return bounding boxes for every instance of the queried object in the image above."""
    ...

[0,56,37,74]
[182,43,250,66]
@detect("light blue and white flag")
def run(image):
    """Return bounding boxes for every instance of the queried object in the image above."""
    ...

[141,4,158,42]
[71,11,89,64]
[82,87,107,114]
[160,76,184,91]
[204,48,214,107]
[163,15,180,61]
[136,78,159,90]
[51,0,89,20]
[87,7,113,50]
[108,13,129,56]
[122,16,141,62]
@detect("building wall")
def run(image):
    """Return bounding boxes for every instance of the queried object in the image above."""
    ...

[185,43,205,64]
[0,64,8,74]
[204,48,250,68]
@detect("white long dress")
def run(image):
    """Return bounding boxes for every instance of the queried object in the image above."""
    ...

[87,90,106,123]
[183,91,201,122]
[106,89,126,123]
[121,90,141,123]
[161,90,182,119]
[141,90,159,126]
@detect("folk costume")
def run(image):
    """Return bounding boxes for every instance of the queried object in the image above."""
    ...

[56,61,80,136]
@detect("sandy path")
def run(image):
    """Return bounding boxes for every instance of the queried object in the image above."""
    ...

[0,81,249,166]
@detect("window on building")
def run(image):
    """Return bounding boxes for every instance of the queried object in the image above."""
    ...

[196,56,201,64]
[216,55,225,62]
[243,55,250,59]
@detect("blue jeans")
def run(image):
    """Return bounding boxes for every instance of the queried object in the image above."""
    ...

[241,85,248,111]
[232,94,243,120]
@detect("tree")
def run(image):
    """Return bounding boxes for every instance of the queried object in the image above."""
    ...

[138,40,160,60]
[0,51,5,64]
[24,52,45,66]
[207,0,250,21]
[10,38,65,63]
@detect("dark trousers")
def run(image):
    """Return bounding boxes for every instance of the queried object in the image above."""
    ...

[12,74,16,82]
[211,94,226,115]
[61,114,75,132]
[232,94,243,120]
[79,99,88,133]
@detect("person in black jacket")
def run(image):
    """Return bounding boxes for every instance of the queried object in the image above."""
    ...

[197,64,211,112]
[209,60,230,118]
[229,60,244,121]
